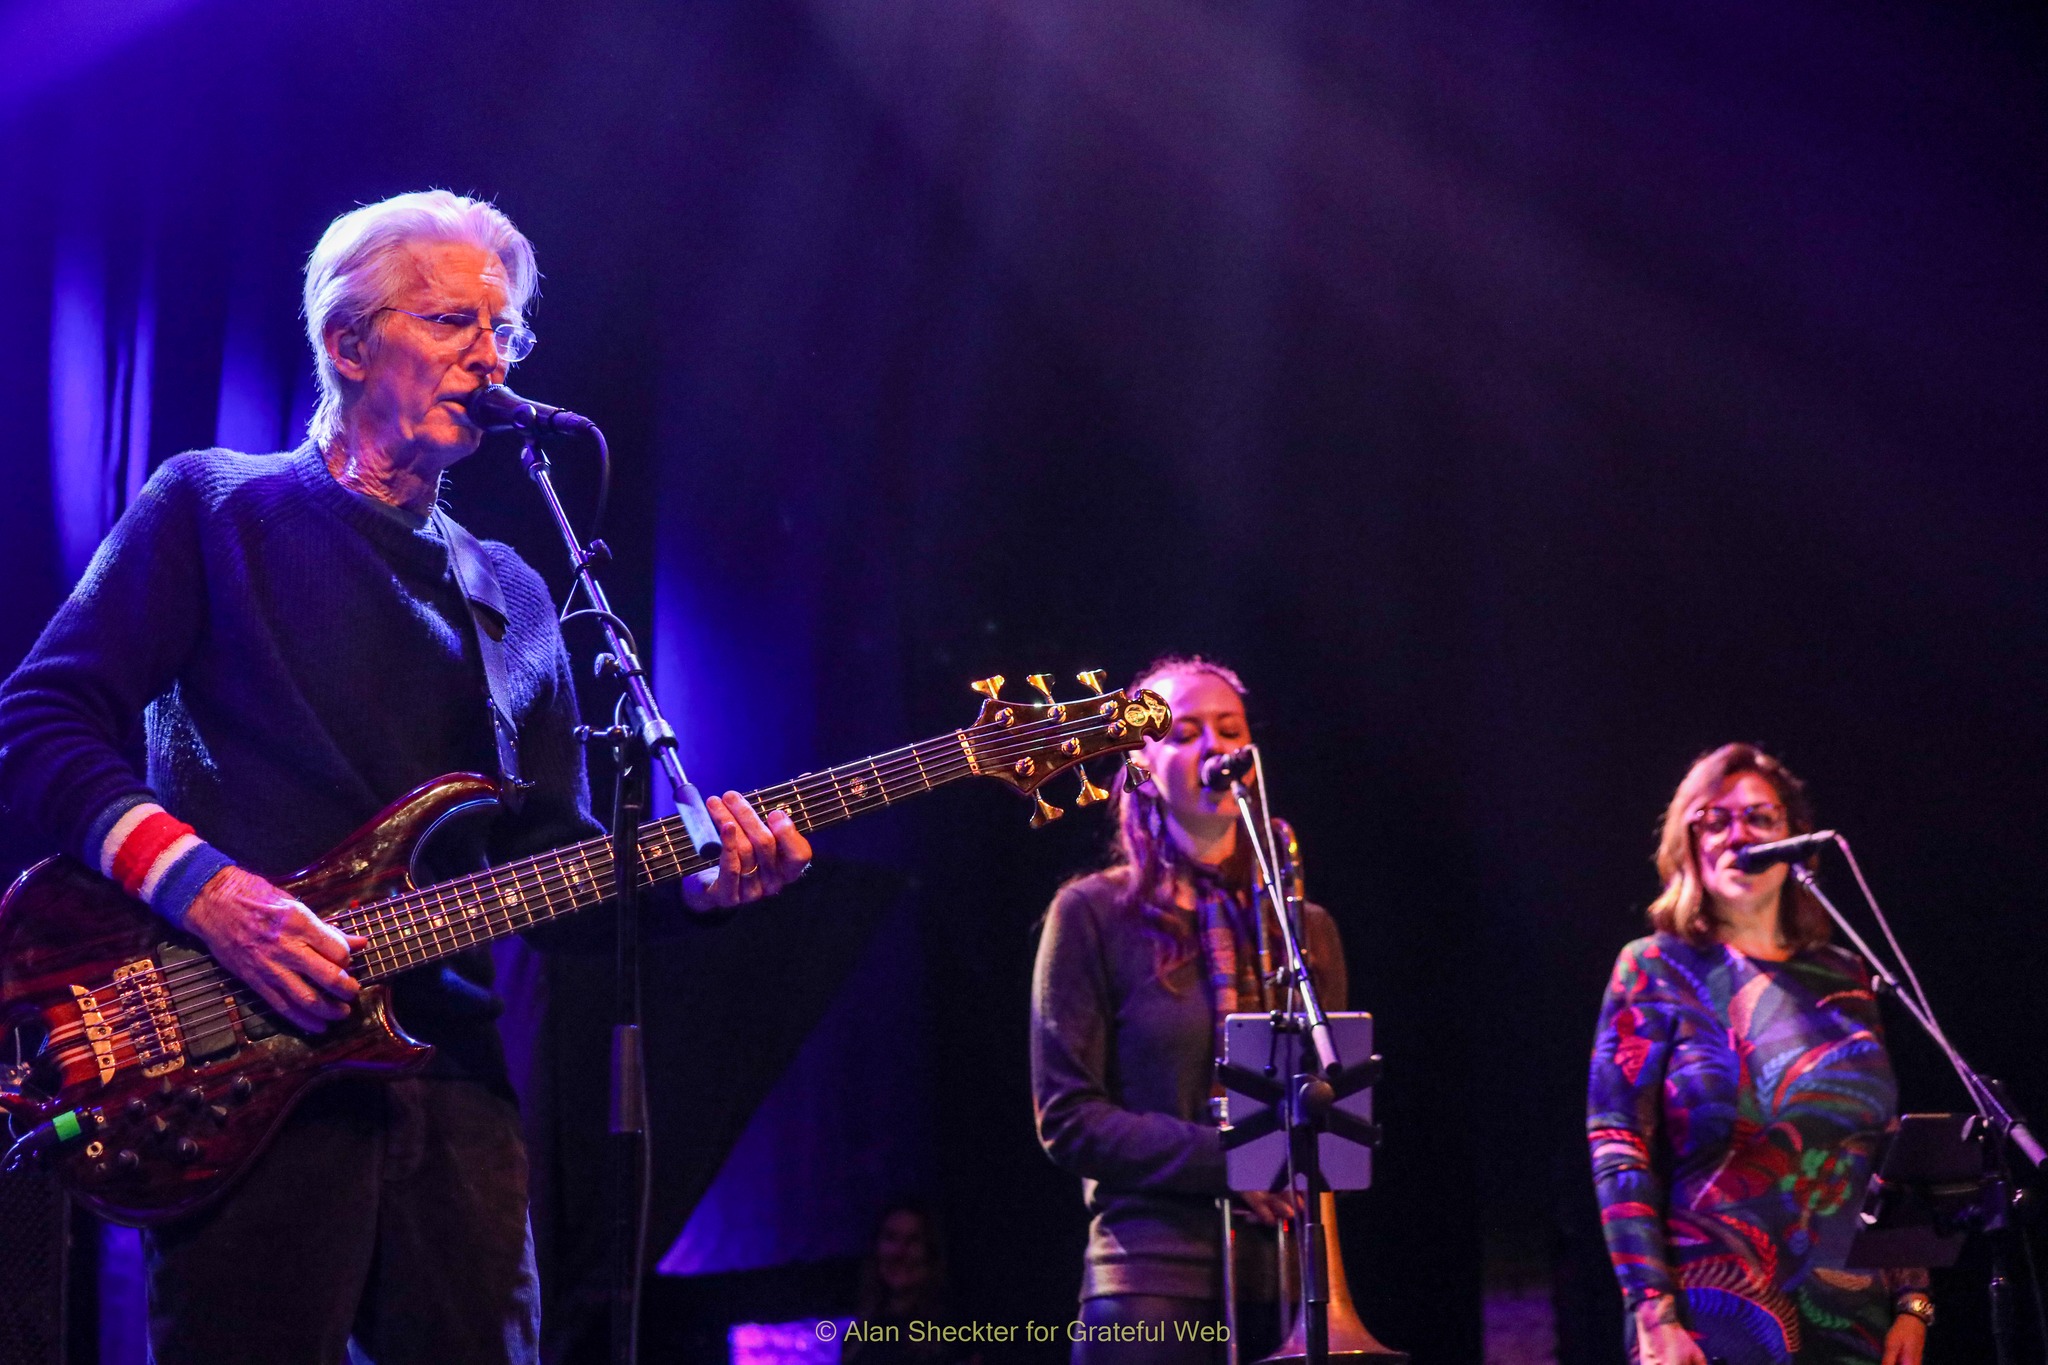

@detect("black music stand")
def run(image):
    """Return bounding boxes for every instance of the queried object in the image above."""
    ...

[1218,1016,1406,1365]
[1847,1111,2042,1365]
[1848,1113,2001,1272]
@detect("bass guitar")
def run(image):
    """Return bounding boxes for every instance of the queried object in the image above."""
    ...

[0,673,1168,1225]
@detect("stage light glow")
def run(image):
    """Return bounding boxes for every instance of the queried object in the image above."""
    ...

[0,0,209,115]
[730,1319,850,1365]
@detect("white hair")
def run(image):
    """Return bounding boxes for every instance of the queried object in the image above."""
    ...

[301,190,539,447]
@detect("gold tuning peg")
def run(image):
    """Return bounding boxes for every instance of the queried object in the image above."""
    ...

[1074,769,1110,807]
[1030,794,1065,829]
[1026,673,1058,705]
[1123,759,1153,790]
[971,675,1006,701]
[1076,669,1106,695]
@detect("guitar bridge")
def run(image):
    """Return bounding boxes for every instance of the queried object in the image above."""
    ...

[111,959,185,1078]
[67,986,117,1085]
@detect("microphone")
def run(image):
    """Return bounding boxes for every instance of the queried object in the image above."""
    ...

[1199,747,1258,792]
[1732,831,1838,873]
[464,383,596,434]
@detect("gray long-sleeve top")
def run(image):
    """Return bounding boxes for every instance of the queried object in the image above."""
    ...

[1030,867,1347,1301]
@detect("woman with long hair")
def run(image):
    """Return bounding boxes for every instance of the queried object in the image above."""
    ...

[1588,744,1931,1365]
[843,1202,979,1365]
[1030,657,1346,1364]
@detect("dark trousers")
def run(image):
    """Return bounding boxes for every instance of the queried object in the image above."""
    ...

[145,1076,540,1365]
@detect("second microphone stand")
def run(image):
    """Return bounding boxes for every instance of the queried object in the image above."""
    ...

[1793,853,2045,1365]
[1214,750,1388,1365]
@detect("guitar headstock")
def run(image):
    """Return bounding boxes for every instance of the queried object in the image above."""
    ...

[961,672,1173,826]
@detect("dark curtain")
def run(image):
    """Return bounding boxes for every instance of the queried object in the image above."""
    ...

[4,3,2046,1362]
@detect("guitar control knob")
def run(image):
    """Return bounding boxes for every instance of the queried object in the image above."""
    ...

[229,1076,254,1104]
[176,1086,206,1110]
[123,1098,149,1122]
[114,1149,141,1172]
[172,1138,201,1165]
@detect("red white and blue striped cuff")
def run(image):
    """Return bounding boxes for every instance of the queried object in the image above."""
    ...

[94,801,234,928]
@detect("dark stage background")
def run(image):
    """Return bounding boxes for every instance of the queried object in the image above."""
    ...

[2,2,2045,1362]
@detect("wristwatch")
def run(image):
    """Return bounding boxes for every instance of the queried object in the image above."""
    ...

[1894,1291,1936,1328]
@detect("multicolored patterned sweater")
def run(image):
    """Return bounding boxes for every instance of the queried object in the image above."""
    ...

[1588,933,1926,1365]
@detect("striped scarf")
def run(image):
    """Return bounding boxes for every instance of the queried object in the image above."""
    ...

[1190,867,1266,1070]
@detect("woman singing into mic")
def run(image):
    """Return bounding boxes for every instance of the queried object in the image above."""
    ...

[1588,744,1931,1365]
[1030,657,1346,1364]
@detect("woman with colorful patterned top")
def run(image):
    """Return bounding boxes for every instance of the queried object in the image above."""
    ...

[1588,744,1932,1365]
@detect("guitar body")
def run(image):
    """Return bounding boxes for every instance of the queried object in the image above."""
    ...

[0,774,497,1226]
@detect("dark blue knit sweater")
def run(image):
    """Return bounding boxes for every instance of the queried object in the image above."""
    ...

[0,443,605,1070]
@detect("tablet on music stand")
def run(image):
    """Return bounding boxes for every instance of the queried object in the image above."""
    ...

[1220,1012,1377,1194]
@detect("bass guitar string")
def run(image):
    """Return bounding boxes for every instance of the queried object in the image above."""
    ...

[130,707,1118,1003]
[342,708,1128,975]
[95,709,1148,1054]
[62,711,1119,1075]
[158,705,1108,980]
[132,724,1062,1043]
[119,716,1081,1002]
[144,705,1130,996]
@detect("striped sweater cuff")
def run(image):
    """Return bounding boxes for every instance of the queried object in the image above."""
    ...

[149,844,236,928]
[84,794,152,868]
[94,801,235,929]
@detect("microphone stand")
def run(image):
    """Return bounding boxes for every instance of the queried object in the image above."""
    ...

[1228,751,1341,1365]
[520,432,722,1365]
[1792,851,2046,1364]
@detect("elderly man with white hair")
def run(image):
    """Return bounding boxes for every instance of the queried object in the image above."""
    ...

[0,191,808,1362]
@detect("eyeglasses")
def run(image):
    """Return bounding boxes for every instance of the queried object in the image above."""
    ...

[375,307,537,364]
[1690,802,1788,838]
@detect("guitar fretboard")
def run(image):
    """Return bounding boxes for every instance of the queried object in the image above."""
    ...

[337,724,1001,983]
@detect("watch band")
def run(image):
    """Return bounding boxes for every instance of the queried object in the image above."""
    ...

[1894,1291,1936,1328]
